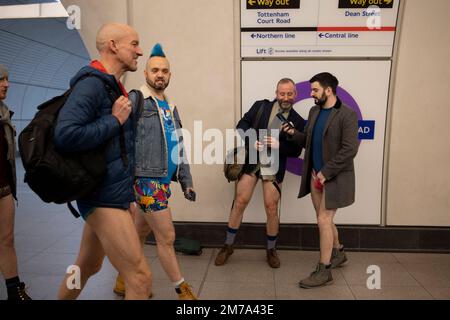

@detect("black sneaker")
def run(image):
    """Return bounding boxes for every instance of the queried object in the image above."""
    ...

[7,282,32,301]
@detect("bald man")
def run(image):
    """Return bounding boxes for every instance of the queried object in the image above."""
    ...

[53,23,151,300]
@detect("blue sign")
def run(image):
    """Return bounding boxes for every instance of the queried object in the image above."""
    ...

[358,120,375,140]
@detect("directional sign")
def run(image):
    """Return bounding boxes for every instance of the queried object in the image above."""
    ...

[241,0,400,57]
[338,0,394,9]
[247,0,300,10]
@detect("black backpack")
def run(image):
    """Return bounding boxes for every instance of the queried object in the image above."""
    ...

[18,76,128,218]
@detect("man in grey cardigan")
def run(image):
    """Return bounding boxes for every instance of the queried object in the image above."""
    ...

[282,72,359,288]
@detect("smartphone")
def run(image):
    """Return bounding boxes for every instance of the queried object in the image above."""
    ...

[276,113,294,128]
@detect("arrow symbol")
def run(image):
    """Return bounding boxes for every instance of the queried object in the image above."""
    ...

[319,33,324,38]
[384,0,392,4]
[251,34,256,38]
[248,0,256,5]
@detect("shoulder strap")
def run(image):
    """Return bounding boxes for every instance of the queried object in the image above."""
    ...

[81,75,128,168]
[101,81,129,168]
[67,202,81,218]
[252,102,265,129]
[103,83,120,103]
[129,89,144,121]
[58,75,128,167]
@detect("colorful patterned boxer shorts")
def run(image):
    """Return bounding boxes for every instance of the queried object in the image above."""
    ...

[134,178,172,213]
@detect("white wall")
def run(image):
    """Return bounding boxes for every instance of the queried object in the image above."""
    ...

[386,0,450,226]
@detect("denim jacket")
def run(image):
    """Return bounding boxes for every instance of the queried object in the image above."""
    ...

[131,84,193,191]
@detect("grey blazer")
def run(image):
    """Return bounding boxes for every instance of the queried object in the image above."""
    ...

[289,98,359,209]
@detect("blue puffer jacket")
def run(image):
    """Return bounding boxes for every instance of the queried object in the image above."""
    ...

[53,66,135,209]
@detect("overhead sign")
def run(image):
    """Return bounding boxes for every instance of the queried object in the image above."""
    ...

[241,0,400,57]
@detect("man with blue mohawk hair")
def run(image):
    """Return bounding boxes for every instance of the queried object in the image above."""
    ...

[150,43,166,57]
[114,43,197,300]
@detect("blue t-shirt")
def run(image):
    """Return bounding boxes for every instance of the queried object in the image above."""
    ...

[155,98,178,184]
[312,108,333,172]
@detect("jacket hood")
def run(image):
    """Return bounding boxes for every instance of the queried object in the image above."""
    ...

[70,66,119,89]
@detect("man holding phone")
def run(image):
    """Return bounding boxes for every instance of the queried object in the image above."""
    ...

[215,78,305,268]
[113,44,197,300]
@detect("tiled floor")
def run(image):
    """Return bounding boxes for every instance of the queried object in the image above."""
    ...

[0,161,449,300]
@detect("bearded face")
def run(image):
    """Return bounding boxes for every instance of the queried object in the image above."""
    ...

[145,56,171,91]
[276,82,297,111]
[310,81,330,107]
[314,91,328,106]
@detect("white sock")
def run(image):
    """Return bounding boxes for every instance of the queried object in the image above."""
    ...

[174,278,185,288]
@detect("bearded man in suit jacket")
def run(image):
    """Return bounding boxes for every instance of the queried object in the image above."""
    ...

[282,72,359,288]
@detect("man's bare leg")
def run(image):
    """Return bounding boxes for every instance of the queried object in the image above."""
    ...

[228,174,258,229]
[262,181,282,268]
[60,208,152,300]
[134,207,152,247]
[142,208,182,282]
[310,181,336,265]
[262,181,281,236]
[0,194,18,279]
[58,223,105,300]
[332,222,341,249]
[215,173,259,266]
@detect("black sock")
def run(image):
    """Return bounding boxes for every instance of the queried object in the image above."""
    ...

[5,276,21,289]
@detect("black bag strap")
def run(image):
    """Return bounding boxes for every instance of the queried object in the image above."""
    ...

[64,75,128,167]
[244,103,265,156]
[103,83,128,168]
[252,104,265,130]
[67,202,81,218]
[273,181,282,196]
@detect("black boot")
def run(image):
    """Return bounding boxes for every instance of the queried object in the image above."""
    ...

[7,282,32,301]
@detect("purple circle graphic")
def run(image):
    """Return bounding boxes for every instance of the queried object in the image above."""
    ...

[286,81,363,176]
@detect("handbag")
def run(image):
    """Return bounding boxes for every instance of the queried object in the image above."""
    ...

[224,105,264,182]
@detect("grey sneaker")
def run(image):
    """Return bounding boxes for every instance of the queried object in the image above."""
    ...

[298,263,333,289]
[330,247,348,269]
